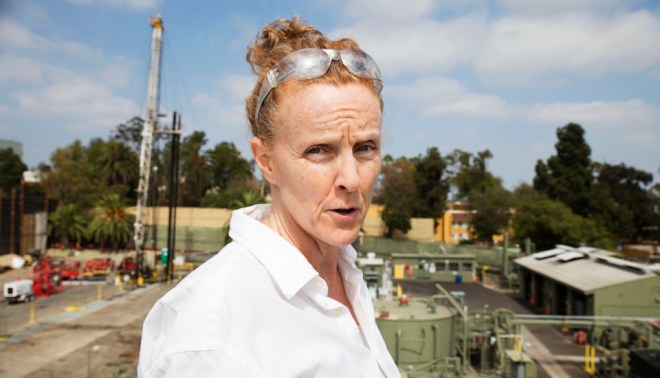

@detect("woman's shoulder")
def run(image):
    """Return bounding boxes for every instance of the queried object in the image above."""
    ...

[157,242,271,312]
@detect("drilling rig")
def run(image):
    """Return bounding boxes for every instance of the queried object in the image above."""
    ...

[134,15,164,284]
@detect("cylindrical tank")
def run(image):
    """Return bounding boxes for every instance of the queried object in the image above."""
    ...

[374,297,457,368]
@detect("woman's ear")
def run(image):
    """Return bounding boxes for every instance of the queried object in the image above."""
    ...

[251,137,277,185]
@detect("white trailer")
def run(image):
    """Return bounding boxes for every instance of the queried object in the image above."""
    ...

[3,279,34,304]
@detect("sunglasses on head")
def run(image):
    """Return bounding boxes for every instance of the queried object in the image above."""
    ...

[255,48,383,121]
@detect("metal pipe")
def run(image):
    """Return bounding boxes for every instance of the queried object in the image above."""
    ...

[19,178,24,255]
[10,188,15,253]
[166,112,177,283]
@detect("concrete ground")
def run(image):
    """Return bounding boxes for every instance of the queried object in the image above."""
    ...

[0,272,171,378]
[0,249,206,378]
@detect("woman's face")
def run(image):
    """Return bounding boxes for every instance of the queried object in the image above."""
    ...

[255,83,382,247]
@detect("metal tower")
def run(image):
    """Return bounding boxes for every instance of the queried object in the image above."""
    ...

[134,15,164,281]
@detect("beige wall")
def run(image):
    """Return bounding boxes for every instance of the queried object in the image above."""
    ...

[364,204,435,242]
[131,205,436,242]
[128,207,232,228]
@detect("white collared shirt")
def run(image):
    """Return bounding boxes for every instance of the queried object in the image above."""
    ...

[138,205,401,378]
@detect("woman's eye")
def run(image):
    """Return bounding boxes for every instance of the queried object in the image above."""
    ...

[356,144,376,153]
[306,146,322,155]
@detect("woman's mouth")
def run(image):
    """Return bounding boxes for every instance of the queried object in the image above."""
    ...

[333,208,357,215]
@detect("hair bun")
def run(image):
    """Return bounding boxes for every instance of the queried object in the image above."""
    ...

[246,17,325,75]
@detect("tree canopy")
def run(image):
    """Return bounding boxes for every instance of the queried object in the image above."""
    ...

[534,123,593,217]
[513,193,613,251]
[0,147,27,195]
[377,156,417,237]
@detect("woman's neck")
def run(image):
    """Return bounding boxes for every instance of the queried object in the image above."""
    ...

[263,201,358,324]
[262,201,341,280]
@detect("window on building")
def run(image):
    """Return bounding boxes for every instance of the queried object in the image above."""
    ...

[435,262,446,271]
[462,263,472,271]
[449,262,459,271]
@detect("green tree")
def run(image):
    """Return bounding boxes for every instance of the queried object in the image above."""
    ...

[111,116,144,153]
[469,185,515,245]
[534,123,593,217]
[0,148,27,194]
[88,194,135,251]
[513,194,613,251]
[45,140,99,209]
[206,142,253,192]
[446,149,499,199]
[229,190,265,209]
[48,204,87,248]
[87,139,139,198]
[377,156,416,237]
[593,163,654,242]
[180,131,211,206]
[410,147,449,221]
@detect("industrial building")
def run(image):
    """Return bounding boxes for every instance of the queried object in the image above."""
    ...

[515,245,660,317]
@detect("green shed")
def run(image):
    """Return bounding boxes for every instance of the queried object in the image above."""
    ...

[515,246,660,318]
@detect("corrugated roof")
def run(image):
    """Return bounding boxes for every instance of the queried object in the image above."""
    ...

[515,246,658,294]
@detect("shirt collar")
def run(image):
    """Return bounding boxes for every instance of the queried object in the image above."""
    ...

[228,204,319,299]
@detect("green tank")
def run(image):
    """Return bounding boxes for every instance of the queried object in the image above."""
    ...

[374,297,459,369]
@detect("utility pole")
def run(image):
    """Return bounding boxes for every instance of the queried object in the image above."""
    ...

[134,15,164,285]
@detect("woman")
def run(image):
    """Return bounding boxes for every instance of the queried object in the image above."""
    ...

[138,17,400,378]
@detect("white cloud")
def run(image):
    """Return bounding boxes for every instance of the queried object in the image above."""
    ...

[526,99,660,129]
[333,1,660,83]
[10,70,140,130]
[0,55,47,84]
[475,11,660,84]
[67,0,163,11]
[0,16,46,49]
[388,76,511,118]
[342,0,436,24]
[192,74,252,130]
[218,74,255,102]
[497,0,630,14]
[333,15,487,75]
[0,104,10,117]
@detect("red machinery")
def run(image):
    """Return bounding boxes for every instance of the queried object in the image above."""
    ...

[48,258,81,280]
[117,256,136,276]
[59,260,81,280]
[32,257,63,297]
[83,258,115,278]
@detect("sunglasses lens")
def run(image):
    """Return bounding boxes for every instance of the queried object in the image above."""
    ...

[256,48,382,120]
[277,49,332,82]
[340,50,381,82]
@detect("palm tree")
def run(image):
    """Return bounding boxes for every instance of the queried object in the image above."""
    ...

[229,190,265,209]
[48,204,87,248]
[88,194,134,251]
[97,139,138,187]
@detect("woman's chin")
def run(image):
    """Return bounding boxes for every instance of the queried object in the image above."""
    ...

[320,229,360,247]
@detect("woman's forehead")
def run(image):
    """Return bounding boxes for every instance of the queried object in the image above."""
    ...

[275,83,381,134]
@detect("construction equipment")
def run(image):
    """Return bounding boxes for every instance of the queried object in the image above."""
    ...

[31,257,62,297]
[82,258,115,278]
[133,15,164,283]
[51,258,81,280]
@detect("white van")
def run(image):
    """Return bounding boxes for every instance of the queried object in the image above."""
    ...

[3,279,34,304]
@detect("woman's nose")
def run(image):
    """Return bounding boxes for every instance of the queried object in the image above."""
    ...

[336,154,360,192]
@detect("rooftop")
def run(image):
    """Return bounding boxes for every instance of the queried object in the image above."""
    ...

[514,245,660,294]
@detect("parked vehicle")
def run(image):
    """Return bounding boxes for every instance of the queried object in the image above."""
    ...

[3,279,35,304]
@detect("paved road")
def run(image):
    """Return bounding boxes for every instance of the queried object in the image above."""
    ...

[0,283,170,378]
[1,279,121,337]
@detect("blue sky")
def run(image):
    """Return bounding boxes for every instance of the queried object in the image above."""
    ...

[1,0,659,189]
